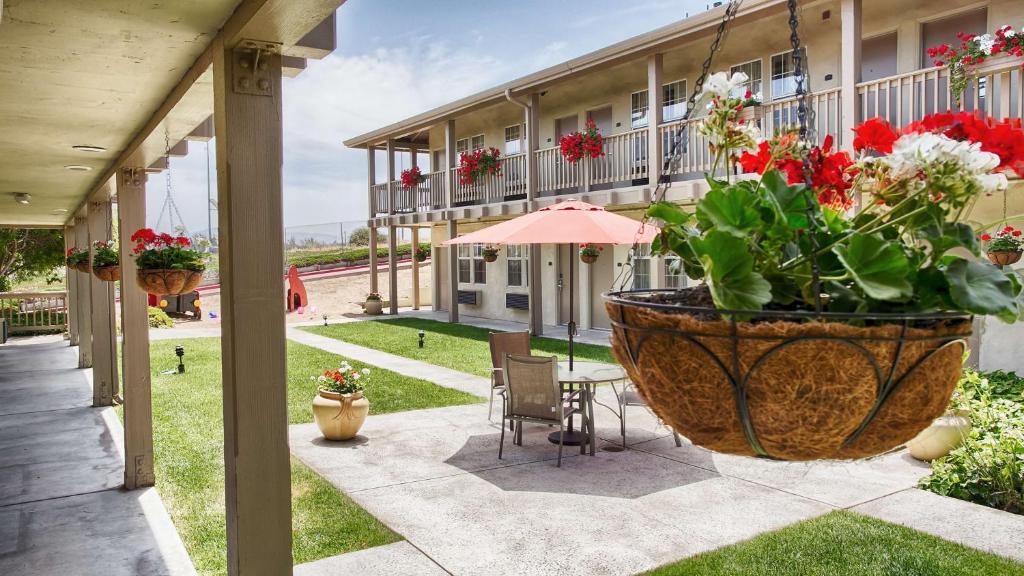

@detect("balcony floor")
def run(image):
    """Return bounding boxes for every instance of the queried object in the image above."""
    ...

[0,336,195,576]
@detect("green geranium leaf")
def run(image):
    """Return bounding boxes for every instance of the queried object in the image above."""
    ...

[833,233,913,301]
[945,258,1018,317]
[761,170,810,230]
[695,184,762,237]
[647,202,691,226]
[690,231,772,311]
[922,222,982,259]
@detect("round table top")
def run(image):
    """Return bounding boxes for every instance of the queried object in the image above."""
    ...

[557,360,626,384]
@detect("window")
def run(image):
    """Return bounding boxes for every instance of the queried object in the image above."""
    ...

[504,125,522,155]
[633,245,651,290]
[663,80,687,122]
[506,245,528,287]
[456,138,469,156]
[631,90,649,129]
[665,255,683,289]
[771,49,806,100]
[471,134,485,151]
[457,244,486,284]
[730,59,763,99]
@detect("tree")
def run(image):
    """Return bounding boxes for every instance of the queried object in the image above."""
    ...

[0,229,66,291]
[348,226,385,247]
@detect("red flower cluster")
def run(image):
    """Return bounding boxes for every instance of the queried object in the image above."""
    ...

[738,135,854,210]
[130,228,191,255]
[559,119,605,164]
[66,248,76,257]
[981,226,1023,242]
[400,166,425,189]
[458,147,502,186]
[323,368,358,387]
[856,112,1024,177]
[927,28,1024,68]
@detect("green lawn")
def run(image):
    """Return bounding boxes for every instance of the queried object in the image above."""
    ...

[646,511,1024,576]
[302,317,616,378]
[139,337,479,575]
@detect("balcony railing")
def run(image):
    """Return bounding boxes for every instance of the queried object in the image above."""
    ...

[0,291,67,335]
[368,58,1021,219]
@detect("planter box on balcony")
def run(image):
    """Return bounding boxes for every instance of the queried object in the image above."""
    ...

[973,53,1022,77]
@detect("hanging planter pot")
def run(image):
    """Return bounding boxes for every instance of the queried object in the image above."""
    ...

[73,262,92,273]
[605,289,972,461]
[482,247,499,263]
[987,250,1022,267]
[580,253,598,264]
[136,269,203,295]
[93,265,121,282]
[579,244,602,264]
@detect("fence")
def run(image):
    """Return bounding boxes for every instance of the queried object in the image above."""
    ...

[0,291,67,335]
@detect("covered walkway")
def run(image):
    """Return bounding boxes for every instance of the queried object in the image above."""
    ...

[0,336,194,575]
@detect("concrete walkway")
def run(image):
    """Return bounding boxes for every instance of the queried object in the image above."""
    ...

[0,336,195,576]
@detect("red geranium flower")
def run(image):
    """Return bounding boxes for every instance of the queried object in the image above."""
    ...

[853,118,898,154]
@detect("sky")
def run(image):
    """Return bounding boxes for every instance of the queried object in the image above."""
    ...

[148,0,713,236]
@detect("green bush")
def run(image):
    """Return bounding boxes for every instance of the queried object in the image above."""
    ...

[148,306,174,329]
[286,243,431,268]
[920,369,1024,514]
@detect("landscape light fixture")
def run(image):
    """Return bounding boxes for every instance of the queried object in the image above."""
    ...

[418,330,425,349]
[175,345,186,374]
[13,193,31,205]
[322,314,328,326]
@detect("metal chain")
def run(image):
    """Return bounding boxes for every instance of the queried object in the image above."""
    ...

[615,0,742,290]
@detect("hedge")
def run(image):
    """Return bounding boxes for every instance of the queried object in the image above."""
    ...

[286,243,431,269]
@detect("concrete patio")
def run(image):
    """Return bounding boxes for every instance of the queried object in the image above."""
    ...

[0,336,195,576]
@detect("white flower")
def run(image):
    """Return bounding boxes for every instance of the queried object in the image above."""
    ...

[701,71,748,101]
[974,34,996,56]
[1005,29,1017,38]
[361,368,370,375]
[975,172,1009,194]
[352,373,360,380]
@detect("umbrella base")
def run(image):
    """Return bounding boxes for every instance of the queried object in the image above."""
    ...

[547,430,587,446]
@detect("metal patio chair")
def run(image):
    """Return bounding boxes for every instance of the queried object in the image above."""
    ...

[487,331,531,424]
[499,354,590,467]
[619,380,683,449]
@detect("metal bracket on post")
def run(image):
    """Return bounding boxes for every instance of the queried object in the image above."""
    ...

[123,167,146,187]
[233,40,282,96]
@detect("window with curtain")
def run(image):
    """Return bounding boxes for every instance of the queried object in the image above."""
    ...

[456,138,469,156]
[770,49,806,100]
[663,79,687,122]
[631,90,649,129]
[506,245,528,287]
[664,255,683,288]
[471,134,485,151]
[633,244,651,290]
[730,59,763,99]
[472,244,487,284]
[504,125,522,155]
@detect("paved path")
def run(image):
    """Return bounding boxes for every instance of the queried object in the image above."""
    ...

[0,336,195,576]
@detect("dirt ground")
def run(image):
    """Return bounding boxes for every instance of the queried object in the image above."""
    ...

[170,262,432,328]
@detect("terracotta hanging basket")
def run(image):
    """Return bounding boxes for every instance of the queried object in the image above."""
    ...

[580,253,599,264]
[483,252,499,263]
[70,262,90,273]
[987,250,1022,266]
[136,269,203,295]
[604,289,972,461]
[93,265,121,282]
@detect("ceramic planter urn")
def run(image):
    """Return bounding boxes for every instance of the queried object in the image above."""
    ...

[364,298,383,315]
[906,410,972,461]
[313,390,369,441]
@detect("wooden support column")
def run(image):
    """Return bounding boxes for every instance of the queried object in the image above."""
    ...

[647,54,664,185]
[366,146,376,217]
[64,225,80,347]
[369,226,379,294]
[444,120,456,209]
[447,220,458,323]
[410,227,420,310]
[840,0,862,150]
[213,38,292,576]
[525,93,539,204]
[87,200,118,406]
[431,235,442,313]
[117,168,155,489]
[74,218,92,368]
[387,225,399,315]
[386,139,396,215]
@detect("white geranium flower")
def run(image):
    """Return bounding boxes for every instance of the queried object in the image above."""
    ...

[975,172,1009,194]
[701,71,748,101]
[974,34,996,55]
[1005,28,1017,38]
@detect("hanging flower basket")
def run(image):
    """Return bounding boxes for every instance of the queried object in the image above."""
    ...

[414,246,430,262]
[458,148,502,186]
[93,266,121,282]
[559,119,605,164]
[981,226,1023,266]
[482,246,499,263]
[72,262,91,273]
[579,243,602,264]
[130,228,206,296]
[735,90,763,124]
[400,166,426,189]
[988,250,1022,266]
[66,248,90,273]
[136,269,203,295]
[605,289,972,460]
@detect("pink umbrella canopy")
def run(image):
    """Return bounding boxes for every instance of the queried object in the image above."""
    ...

[442,200,658,246]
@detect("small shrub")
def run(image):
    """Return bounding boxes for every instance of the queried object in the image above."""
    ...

[920,369,1024,514]
[148,306,174,329]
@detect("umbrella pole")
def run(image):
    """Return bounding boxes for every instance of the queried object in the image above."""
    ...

[568,242,575,371]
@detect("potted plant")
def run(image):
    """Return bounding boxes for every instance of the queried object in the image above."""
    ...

[400,166,426,189]
[604,76,1024,461]
[414,245,430,262]
[735,88,763,123]
[928,25,1024,104]
[579,244,603,264]
[66,247,90,273]
[981,226,1023,266]
[311,361,371,441]
[458,147,502,186]
[559,119,605,164]
[481,246,500,263]
[91,240,120,281]
[363,292,383,315]
[130,228,206,295]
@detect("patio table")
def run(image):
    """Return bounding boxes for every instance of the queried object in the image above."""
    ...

[548,360,626,455]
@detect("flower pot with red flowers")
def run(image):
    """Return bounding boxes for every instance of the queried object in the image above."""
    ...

[458,147,502,186]
[311,361,371,440]
[559,119,605,164]
[579,244,603,264]
[482,246,499,263]
[981,226,1023,266]
[605,70,1023,461]
[735,90,763,123]
[363,292,383,315]
[130,229,206,295]
[91,241,120,282]
[66,248,90,273]
[414,245,430,263]
[400,166,426,189]
[928,26,1024,104]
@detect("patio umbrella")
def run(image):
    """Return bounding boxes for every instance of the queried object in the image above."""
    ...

[443,199,658,370]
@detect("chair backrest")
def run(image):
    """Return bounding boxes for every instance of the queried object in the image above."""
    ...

[488,331,531,386]
[502,354,560,421]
